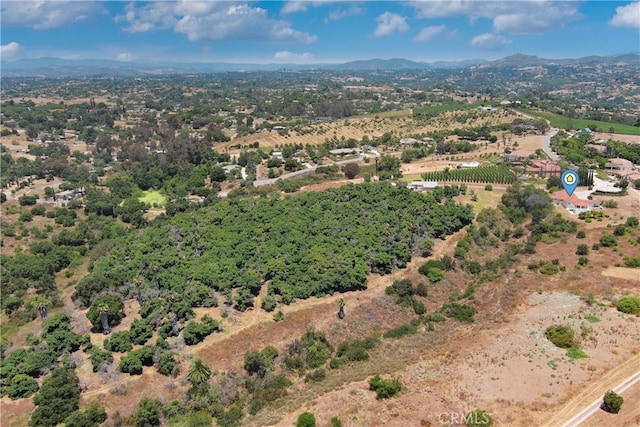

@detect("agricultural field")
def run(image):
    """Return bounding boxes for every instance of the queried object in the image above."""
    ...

[520,109,640,136]
[419,165,515,184]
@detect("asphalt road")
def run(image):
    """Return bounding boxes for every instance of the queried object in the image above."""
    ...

[561,370,640,427]
[541,128,560,161]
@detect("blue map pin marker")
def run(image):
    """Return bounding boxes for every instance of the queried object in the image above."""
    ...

[561,170,579,196]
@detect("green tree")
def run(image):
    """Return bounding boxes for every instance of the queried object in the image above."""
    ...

[603,390,624,413]
[343,163,360,179]
[134,398,161,427]
[6,374,39,400]
[87,294,124,333]
[545,325,575,348]
[296,412,317,427]
[29,368,80,427]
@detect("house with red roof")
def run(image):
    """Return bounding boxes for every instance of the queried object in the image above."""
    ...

[550,190,600,214]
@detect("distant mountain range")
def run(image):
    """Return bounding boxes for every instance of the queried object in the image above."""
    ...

[1,53,638,77]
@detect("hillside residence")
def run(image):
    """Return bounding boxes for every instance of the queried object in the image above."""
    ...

[329,148,361,156]
[550,190,600,214]
[458,161,479,169]
[399,137,419,146]
[617,170,640,182]
[505,149,535,161]
[408,181,438,191]
[526,160,561,177]
[605,158,634,171]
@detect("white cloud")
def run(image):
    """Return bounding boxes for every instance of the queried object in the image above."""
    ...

[1,42,22,60]
[470,33,512,50]
[408,1,581,35]
[374,12,410,37]
[281,0,343,15]
[116,2,317,44]
[413,25,446,42]
[273,51,314,63]
[609,2,640,29]
[1,1,104,30]
[281,1,310,15]
[325,5,363,22]
[116,53,135,62]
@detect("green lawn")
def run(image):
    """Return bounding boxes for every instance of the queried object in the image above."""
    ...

[518,109,640,136]
[139,190,167,207]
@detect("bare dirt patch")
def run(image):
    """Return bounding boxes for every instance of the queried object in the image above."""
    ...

[602,267,640,281]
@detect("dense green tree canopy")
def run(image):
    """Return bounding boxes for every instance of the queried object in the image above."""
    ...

[74,183,473,313]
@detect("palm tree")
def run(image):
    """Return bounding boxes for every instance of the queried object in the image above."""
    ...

[164,291,179,336]
[148,263,160,292]
[132,276,144,306]
[37,299,48,321]
[98,304,111,334]
[188,358,211,389]
[338,298,345,319]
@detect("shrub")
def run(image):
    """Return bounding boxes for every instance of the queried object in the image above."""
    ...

[424,312,446,322]
[418,260,443,275]
[18,195,38,206]
[616,296,640,314]
[296,412,316,427]
[578,256,588,266]
[420,238,434,256]
[545,325,575,348]
[383,323,418,339]
[484,184,493,191]
[576,244,589,255]
[135,398,161,427]
[369,374,401,399]
[442,302,476,322]
[465,410,493,427]
[413,300,426,315]
[183,315,221,345]
[426,267,444,284]
[104,331,133,353]
[304,369,326,383]
[613,224,626,236]
[576,230,586,239]
[155,351,179,377]
[603,390,624,413]
[625,216,639,228]
[567,347,588,360]
[89,347,113,372]
[539,262,559,275]
[389,279,414,298]
[6,374,39,399]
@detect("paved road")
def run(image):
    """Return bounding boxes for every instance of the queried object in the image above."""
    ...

[541,128,560,161]
[561,370,640,427]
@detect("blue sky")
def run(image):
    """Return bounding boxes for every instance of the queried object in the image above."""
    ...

[1,1,639,64]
